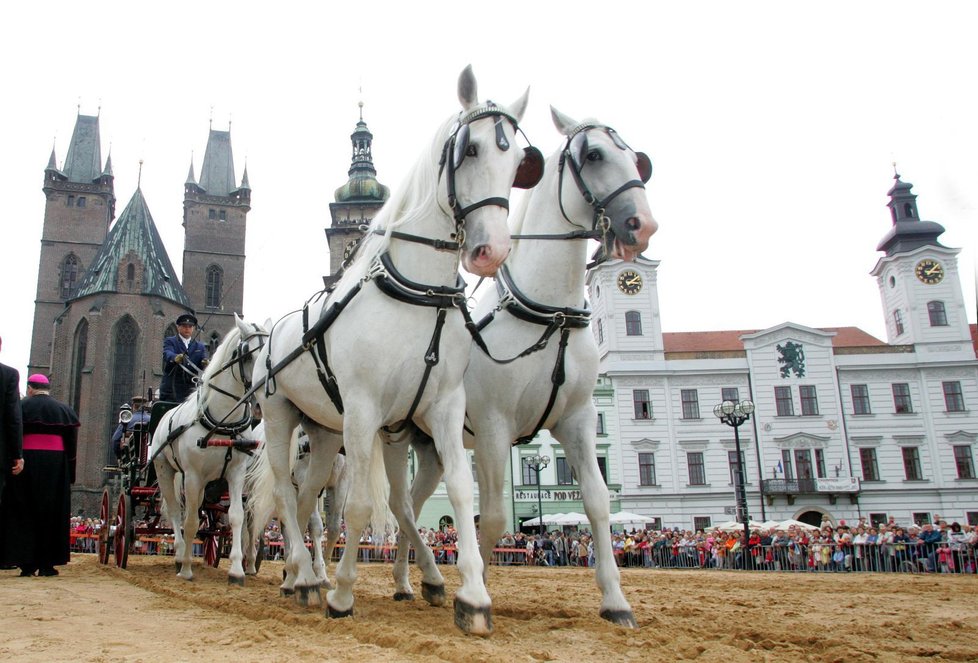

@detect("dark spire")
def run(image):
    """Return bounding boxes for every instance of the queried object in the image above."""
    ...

[186,156,197,185]
[62,113,103,184]
[876,170,946,256]
[240,163,250,190]
[334,103,389,203]
[198,126,235,196]
[46,144,58,171]
[102,151,113,177]
[73,186,191,307]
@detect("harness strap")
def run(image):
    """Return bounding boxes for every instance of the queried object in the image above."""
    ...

[383,307,448,435]
[372,228,461,253]
[515,327,572,446]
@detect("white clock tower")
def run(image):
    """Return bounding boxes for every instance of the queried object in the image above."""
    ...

[870,172,972,351]
[586,255,665,363]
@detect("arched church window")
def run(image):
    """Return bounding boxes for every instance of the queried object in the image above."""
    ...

[110,315,139,439]
[209,331,221,355]
[126,263,136,291]
[60,254,81,299]
[70,318,88,414]
[927,301,948,327]
[205,265,223,309]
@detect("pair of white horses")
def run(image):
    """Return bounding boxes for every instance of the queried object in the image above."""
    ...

[152,65,656,636]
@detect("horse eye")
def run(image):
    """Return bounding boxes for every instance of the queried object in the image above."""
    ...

[586,149,601,162]
[466,144,478,157]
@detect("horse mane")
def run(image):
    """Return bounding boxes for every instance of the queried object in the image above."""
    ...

[196,324,244,409]
[335,113,456,291]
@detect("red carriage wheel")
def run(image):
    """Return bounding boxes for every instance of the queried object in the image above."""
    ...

[203,534,220,568]
[97,488,111,565]
[114,493,132,569]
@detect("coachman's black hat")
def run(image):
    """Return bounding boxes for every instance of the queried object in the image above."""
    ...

[176,313,198,326]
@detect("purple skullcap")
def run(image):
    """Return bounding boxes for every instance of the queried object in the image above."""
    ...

[27,373,50,387]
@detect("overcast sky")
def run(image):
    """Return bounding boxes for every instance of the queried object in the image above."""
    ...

[2,2,976,389]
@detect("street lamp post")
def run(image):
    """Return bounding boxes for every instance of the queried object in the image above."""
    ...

[713,399,755,568]
[524,454,550,537]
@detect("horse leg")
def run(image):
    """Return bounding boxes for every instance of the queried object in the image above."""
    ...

[300,425,342,587]
[226,463,247,585]
[155,460,184,574]
[553,410,636,628]
[383,434,444,604]
[264,401,319,605]
[178,474,204,581]
[472,427,512,580]
[325,417,379,618]
[427,400,492,636]
[321,487,341,589]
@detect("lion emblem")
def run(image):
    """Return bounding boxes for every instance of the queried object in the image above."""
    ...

[776,341,806,378]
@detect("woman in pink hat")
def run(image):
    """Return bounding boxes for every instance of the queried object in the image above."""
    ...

[0,373,79,577]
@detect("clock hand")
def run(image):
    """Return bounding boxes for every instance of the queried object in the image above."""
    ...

[926,265,940,275]
[627,276,641,286]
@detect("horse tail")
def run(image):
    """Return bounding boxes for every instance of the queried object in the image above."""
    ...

[244,431,275,539]
[367,435,397,540]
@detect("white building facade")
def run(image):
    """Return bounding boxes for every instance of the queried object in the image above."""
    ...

[412,175,978,533]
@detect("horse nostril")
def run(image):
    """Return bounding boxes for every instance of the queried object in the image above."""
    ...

[626,217,641,231]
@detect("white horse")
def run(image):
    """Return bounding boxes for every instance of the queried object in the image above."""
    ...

[150,315,268,584]
[392,107,656,627]
[251,65,543,635]
[245,424,354,589]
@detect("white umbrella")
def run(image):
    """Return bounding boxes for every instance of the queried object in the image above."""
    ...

[761,520,782,530]
[715,520,765,532]
[522,513,565,527]
[776,518,820,531]
[553,512,589,526]
[609,511,655,525]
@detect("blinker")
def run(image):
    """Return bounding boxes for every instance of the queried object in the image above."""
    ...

[514,146,544,189]
[636,152,653,183]
[452,124,470,168]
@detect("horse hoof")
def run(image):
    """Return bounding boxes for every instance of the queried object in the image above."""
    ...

[228,575,245,587]
[326,603,353,619]
[421,582,446,607]
[321,579,334,590]
[393,592,415,602]
[280,587,295,597]
[295,585,322,608]
[454,599,492,636]
[600,608,638,628]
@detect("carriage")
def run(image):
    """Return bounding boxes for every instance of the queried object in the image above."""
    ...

[98,396,263,571]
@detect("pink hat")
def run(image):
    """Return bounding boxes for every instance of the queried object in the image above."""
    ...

[27,373,50,386]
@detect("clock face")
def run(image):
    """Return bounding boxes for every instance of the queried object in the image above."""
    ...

[914,259,944,285]
[617,269,643,295]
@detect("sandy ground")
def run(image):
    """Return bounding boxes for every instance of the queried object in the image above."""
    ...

[1,554,976,662]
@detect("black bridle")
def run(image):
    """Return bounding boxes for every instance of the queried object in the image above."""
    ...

[510,123,651,267]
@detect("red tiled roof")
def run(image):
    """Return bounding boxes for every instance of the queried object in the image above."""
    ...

[662,327,886,354]
[970,324,978,356]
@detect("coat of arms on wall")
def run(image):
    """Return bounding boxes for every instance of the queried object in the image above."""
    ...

[776,341,805,378]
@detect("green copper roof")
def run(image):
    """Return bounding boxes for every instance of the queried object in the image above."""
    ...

[199,129,236,196]
[334,112,389,203]
[62,114,103,183]
[73,187,192,307]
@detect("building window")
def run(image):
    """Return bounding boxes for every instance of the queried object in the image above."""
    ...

[799,385,819,416]
[125,263,136,291]
[692,516,712,532]
[893,309,904,336]
[727,450,745,485]
[860,448,879,482]
[781,450,794,480]
[77,196,86,207]
[60,254,80,300]
[943,381,965,412]
[596,456,608,484]
[110,316,139,442]
[687,452,706,486]
[208,208,217,219]
[625,310,642,336]
[927,301,948,327]
[775,386,794,416]
[902,446,923,481]
[913,512,932,527]
[953,445,975,479]
[70,318,88,414]
[596,412,606,436]
[555,457,575,485]
[67,195,75,207]
[680,389,700,419]
[869,512,887,527]
[638,452,656,486]
[521,458,540,485]
[596,318,604,345]
[815,448,827,478]
[633,389,652,419]
[968,512,978,527]
[794,449,814,479]
[219,210,227,221]
[205,265,223,309]
[851,384,871,415]
[721,387,739,403]
[892,383,913,414]
[208,331,221,355]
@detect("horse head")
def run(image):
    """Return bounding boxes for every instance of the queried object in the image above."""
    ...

[550,107,657,262]
[441,65,543,277]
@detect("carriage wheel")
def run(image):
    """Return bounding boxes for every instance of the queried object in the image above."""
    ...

[203,535,220,568]
[114,493,132,569]
[97,488,111,565]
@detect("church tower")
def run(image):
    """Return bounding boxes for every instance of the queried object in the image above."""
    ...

[586,256,666,363]
[30,111,115,376]
[182,124,250,348]
[324,102,389,287]
[870,171,971,350]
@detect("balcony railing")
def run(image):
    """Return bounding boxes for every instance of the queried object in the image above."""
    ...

[763,477,860,495]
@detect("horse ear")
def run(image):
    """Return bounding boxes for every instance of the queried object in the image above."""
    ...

[235,314,249,335]
[458,65,478,111]
[569,131,589,170]
[514,146,544,189]
[636,152,653,183]
[507,87,530,123]
[263,318,273,332]
[550,106,578,136]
